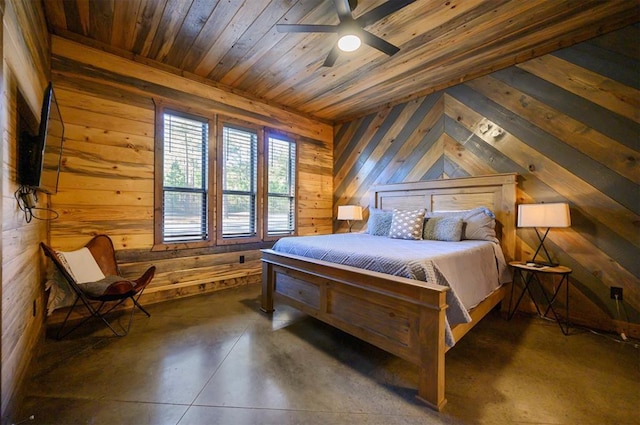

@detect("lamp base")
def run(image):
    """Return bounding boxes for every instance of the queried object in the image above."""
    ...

[528,227,559,268]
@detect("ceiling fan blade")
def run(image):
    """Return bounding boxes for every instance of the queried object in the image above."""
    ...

[323,45,341,67]
[276,24,338,33]
[334,0,353,22]
[358,29,400,56]
[356,0,416,28]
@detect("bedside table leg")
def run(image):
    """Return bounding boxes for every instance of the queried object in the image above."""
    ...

[543,274,570,335]
[508,270,542,320]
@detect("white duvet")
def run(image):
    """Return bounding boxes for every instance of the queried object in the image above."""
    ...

[274,233,509,309]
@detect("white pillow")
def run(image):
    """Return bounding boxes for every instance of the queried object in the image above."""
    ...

[56,247,106,283]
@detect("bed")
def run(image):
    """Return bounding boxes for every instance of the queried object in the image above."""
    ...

[261,173,518,410]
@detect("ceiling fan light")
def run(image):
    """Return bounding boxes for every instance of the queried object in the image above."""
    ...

[338,34,361,52]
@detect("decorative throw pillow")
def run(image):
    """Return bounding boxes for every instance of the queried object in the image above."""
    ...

[55,247,105,283]
[388,209,426,240]
[366,208,393,236]
[423,216,464,241]
[81,275,133,298]
[426,207,498,243]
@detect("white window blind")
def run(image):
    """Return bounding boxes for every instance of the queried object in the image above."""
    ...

[267,135,296,236]
[162,112,208,242]
[222,125,258,237]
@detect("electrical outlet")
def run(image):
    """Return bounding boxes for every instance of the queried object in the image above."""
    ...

[239,255,245,264]
[610,287,623,301]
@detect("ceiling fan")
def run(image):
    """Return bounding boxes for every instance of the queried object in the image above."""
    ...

[276,0,416,67]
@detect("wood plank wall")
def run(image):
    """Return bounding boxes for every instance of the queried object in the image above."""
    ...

[1,0,50,419]
[47,37,333,315]
[334,24,639,337]
[1,0,5,414]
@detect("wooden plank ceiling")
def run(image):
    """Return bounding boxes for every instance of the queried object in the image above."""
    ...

[43,0,639,122]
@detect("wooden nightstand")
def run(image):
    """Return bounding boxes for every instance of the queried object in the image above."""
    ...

[508,261,572,335]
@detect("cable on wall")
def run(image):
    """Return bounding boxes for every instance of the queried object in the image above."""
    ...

[14,186,59,223]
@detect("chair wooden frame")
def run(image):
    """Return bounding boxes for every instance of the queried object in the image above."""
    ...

[41,235,155,339]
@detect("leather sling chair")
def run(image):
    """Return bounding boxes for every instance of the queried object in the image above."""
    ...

[41,235,155,339]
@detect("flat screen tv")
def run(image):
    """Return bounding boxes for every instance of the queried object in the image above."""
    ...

[18,82,64,194]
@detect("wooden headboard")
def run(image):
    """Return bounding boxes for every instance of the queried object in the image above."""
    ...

[369,174,518,262]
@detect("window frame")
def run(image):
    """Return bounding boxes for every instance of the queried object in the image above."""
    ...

[153,103,216,250]
[216,117,263,245]
[153,105,299,251]
[263,129,298,241]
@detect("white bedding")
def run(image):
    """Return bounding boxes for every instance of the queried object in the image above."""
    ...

[272,233,510,312]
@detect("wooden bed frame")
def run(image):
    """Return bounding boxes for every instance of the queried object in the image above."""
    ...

[261,173,517,411]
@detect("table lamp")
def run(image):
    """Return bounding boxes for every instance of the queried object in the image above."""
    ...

[517,203,571,266]
[337,205,363,233]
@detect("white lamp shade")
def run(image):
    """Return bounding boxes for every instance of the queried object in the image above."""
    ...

[517,203,571,228]
[337,205,363,221]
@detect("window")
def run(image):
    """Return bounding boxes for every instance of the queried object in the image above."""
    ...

[219,124,260,239]
[266,132,296,237]
[154,106,298,249]
[161,111,209,243]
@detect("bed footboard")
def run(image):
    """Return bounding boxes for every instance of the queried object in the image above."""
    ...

[261,249,449,410]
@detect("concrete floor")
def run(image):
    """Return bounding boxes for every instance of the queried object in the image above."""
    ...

[15,284,639,425]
